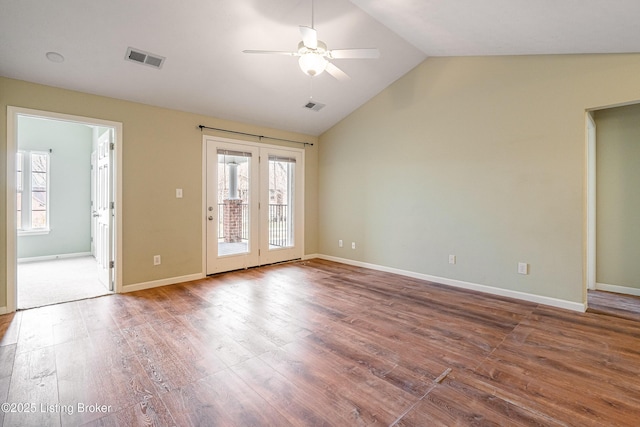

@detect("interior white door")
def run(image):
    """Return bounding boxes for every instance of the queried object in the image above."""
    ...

[95,130,113,290]
[90,151,96,257]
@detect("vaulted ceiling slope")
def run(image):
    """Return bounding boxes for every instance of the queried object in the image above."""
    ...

[1,0,639,136]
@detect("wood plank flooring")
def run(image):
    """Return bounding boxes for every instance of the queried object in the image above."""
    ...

[1,258,640,426]
[587,289,640,322]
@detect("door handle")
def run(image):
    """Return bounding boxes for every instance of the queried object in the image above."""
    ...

[92,212,100,217]
[208,216,213,221]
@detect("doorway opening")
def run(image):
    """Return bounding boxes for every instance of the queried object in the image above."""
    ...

[6,107,122,311]
[586,104,640,318]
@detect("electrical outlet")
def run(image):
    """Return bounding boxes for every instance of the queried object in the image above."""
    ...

[449,255,456,264]
[351,242,356,250]
[339,240,343,248]
[176,188,183,198]
[518,262,528,275]
[154,255,161,266]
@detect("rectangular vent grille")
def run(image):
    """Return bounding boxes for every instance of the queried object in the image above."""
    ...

[303,101,326,112]
[125,47,165,69]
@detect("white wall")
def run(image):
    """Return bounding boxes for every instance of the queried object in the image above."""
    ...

[17,116,93,259]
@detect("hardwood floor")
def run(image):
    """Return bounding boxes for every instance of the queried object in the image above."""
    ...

[587,289,640,322]
[1,258,640,426]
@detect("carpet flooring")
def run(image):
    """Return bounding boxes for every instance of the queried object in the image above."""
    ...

[17,256,112,309]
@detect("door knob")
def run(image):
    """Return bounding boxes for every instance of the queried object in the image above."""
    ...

[208,216,213,221]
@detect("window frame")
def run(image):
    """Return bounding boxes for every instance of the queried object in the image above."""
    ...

[17,150,51,235]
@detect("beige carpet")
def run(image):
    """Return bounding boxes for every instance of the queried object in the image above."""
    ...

[17,256,112,309]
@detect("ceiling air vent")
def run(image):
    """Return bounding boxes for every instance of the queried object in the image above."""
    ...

[125,47,165,69]
[303,100,325,112]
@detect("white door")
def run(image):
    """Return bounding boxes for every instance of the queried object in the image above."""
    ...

[90,151,97,257]
[259,147,304,265]
[95,130,113,289]
[206,140,260,274]
[205,138,303,275]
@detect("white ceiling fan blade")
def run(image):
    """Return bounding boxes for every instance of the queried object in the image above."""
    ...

[329,48,380,59]
[243,50,298,56]
[299,26,317,49]
[325,62,350,81]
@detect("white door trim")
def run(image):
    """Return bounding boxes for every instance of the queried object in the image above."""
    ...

[5,107,123,312]
[586,112,596,294]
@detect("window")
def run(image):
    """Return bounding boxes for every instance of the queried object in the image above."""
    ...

[17,150,50,234]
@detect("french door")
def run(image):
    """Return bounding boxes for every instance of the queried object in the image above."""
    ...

[205,137,304,275]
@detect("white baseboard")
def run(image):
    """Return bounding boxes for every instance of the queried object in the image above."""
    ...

[596,282,640,297]
[0,306,8,315]
[122,273,206,293]
[18,252,93,264]
[302,253,320,260]
[314,254,586,313]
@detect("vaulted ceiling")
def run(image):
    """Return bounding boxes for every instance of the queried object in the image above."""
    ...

[2,0,640,136]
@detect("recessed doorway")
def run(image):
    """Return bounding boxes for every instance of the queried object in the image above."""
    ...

[586,103,640,316]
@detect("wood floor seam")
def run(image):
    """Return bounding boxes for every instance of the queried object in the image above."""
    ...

[390,367,452,426]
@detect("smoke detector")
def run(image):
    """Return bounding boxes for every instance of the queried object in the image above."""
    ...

[125,47,165,69]
[303,100,325,112]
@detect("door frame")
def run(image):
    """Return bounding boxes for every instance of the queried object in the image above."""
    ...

[201,135,305,275]
[5,106,123,313]
[585,111,596,295]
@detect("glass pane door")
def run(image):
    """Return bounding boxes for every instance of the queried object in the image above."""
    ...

[267,155,295,249]
[260,147,303,265]
[206,138,303,274]
[206,141,259,275]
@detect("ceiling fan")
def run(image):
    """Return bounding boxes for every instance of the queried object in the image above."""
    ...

[243,0,380,81]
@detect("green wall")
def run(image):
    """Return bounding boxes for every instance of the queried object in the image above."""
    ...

[17,116,93,259]
[595,103,640,290]
[318,54,640,305]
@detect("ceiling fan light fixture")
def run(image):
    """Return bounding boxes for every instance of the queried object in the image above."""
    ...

[298,53,328,77]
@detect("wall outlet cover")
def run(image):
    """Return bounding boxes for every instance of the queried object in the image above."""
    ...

[518,262,528,275]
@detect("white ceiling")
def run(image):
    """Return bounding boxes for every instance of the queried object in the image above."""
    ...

[1,0,639,136]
